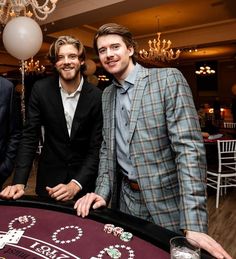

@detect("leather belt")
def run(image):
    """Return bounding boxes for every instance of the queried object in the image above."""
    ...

[123,175,140,191]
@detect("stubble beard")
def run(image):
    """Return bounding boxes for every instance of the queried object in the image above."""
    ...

[59,67,81,82]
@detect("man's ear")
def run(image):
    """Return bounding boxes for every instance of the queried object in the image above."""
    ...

[128,46,134,57]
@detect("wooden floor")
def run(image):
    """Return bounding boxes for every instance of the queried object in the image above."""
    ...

[207,188,236,258]
[3,166,236,258]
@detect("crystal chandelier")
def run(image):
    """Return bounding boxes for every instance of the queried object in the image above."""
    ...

[20,57,45,74]
[139,32,181,62]
[0,0,58,24]
[98,75,109,82]
[195,65,215,75]
[139,18,181,62]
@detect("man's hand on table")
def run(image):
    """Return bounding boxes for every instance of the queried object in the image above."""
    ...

[74,192,106,217]
[186,230,232,259]
[0,184,25,200]
[46,181,80,201]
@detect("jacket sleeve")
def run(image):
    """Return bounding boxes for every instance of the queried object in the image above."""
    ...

[73,86,104,192]
[13,81,42,185]
[94,87,114,202]
[0,81,22,181]
[164,68,208,233]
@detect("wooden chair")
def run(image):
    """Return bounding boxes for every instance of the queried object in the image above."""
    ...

[207,139,236,208]
[224,122,236,129]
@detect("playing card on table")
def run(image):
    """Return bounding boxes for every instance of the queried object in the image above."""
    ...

[5,229,24,244]
[0,235,7,249]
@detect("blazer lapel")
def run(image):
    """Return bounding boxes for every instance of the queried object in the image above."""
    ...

[50,77,70,140]
[106,86,119,205]
[108,87,117,154]
[70,81,90,139]
[129,68,149,142]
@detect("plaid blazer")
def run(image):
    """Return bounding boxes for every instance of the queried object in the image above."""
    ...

[95,65,208,233]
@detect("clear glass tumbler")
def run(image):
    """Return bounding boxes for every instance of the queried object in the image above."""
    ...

[170,236,201,259]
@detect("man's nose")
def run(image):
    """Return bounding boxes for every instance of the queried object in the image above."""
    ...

[63,56,70,63]
[106,48,114,57]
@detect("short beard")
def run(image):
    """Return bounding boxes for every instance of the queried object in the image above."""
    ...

[58,67,81,82]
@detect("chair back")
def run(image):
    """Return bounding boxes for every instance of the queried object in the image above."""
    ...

[223,122,236,128]
[217,140,236,172]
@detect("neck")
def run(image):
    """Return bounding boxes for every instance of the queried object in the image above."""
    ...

[60,76,81,94]
[115,61,135,83]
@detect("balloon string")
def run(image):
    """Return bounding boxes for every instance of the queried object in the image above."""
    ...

[21,60,26,125]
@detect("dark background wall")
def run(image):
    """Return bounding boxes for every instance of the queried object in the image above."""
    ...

[178,59,236,110]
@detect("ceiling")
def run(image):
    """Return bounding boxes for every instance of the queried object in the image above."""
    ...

[1,0,236,77]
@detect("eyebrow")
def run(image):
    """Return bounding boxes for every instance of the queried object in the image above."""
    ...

[98,43,121,50]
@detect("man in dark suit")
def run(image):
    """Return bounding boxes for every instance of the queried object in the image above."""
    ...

[0,76,21,190]
[0,36,103,201]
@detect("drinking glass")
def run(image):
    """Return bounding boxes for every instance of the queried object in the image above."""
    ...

[170,236,200,259]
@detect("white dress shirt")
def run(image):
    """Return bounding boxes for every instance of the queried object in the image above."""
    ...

[59,77,84,190]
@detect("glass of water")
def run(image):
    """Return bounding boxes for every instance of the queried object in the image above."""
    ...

[170,236,200,259]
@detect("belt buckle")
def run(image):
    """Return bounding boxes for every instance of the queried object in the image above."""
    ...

[126,177,140,191]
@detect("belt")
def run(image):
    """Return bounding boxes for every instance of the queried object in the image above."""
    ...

[123,175,140,191]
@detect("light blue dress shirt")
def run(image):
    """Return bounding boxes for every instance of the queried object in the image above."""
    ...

[115,64,140,180]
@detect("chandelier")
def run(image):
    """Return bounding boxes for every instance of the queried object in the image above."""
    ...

[0,0,58,24]
[195,65,215,75]
[98,74,109,82]
[20,57,45,74]
[139,18,181,62]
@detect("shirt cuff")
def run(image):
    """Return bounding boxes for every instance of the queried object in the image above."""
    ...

[71,179,82,190]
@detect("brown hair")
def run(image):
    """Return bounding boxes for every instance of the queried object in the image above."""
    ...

[93,23,137,63]
[48,35,86,72]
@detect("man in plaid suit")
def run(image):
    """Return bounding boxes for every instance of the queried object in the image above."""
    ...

[74,23,231,259]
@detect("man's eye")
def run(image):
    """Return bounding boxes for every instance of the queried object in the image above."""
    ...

[112,45,119,50]
[58,56,64,61]
[69,54,78,60]
[98,49,106,54]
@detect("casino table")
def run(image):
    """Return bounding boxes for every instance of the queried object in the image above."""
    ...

[0,196,213,259]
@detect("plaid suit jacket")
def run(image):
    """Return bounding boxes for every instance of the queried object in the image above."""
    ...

[95,65,208,233]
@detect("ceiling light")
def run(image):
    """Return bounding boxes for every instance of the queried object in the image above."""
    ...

[98,75,109,81]
[195,65,215,75]
[20,57,45,75]
[139,17,181,62]
[0,0,58,24]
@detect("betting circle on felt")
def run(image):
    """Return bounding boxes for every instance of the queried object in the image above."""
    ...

[0,205,169,259]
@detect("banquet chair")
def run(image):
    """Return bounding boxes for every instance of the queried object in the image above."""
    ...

[223,122,236,129]
[207,139,236,208]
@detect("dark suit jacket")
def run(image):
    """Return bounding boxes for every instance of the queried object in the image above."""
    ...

[0,77,21,189]
[13,75,103,197]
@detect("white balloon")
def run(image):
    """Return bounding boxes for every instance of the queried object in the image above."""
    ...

[87,75,99,87]
[84,59,97,76]
[3,17,43,60]
[232,84,236,96]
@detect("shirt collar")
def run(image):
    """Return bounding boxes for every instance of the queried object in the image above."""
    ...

[59,77,84,97]
[125,63,140,85]
[113,64,140,91]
